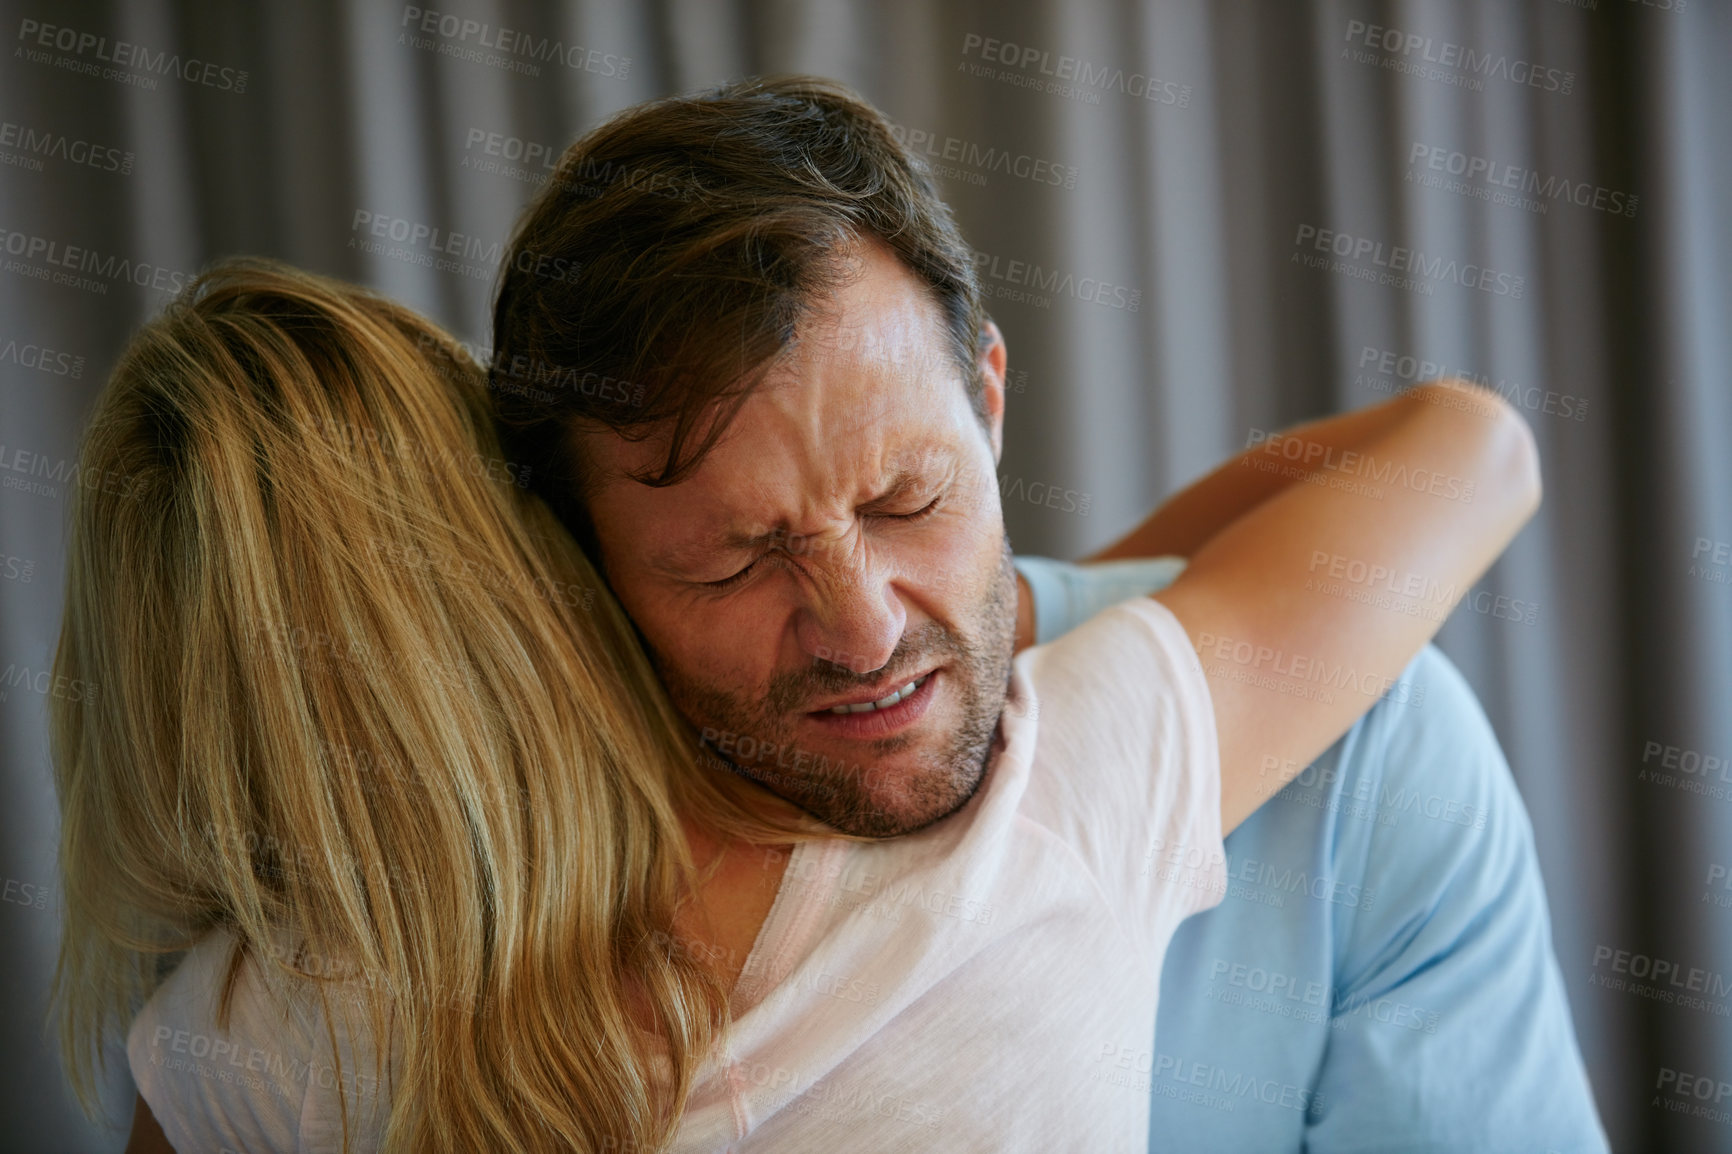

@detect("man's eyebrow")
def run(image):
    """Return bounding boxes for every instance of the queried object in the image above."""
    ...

[857,468,931,511]
[648,523,790,576]
[648,529,768,574]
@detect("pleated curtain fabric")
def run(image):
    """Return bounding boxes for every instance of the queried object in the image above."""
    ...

[0,1,1725,1148]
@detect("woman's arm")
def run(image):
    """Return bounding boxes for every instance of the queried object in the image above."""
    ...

[1151,380,1541,835]
[1087,385,1502,562]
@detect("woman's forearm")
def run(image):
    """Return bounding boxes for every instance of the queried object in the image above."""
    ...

[1086,383,1505,562]
[1153,379,1541,832]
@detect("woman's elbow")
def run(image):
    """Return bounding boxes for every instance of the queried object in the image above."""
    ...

[1483,388,1544,522]
[1415,378,1544,523]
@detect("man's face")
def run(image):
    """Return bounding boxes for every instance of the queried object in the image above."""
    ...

[584,240,1014,838]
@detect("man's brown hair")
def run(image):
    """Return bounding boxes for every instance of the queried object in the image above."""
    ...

[488,74,987,551]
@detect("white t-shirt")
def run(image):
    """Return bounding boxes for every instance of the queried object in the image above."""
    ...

[129,597,1226,1153]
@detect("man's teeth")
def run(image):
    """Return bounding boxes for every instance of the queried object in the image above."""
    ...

[828,673,930,715]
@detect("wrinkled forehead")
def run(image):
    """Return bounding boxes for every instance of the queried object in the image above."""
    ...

[587,349,978,550]
[785,278,966,393]
[584,241,981,533]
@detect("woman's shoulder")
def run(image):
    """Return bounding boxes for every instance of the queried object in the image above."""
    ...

[126,925,388,1154]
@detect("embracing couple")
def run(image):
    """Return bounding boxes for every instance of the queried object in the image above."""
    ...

[53,76,1605,1153]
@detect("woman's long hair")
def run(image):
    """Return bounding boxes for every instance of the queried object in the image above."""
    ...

[50,259,830,1152]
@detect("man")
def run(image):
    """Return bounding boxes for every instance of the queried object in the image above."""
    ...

[485,75,1602,1152]
[1019,556,1607,1152]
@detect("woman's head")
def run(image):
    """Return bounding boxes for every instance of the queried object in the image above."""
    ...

[51,259,819,1152]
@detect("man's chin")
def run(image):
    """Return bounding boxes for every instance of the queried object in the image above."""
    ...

[772,750,992,839]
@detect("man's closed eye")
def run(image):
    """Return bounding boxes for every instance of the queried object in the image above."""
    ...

[701,499,942,591]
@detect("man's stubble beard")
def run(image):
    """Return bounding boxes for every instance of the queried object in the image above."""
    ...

[652,542,1019,838]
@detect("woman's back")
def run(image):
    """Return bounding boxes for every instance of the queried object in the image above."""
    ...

[49,260,822,1153]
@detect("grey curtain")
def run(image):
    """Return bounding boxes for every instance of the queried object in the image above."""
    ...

[1,0,1726,1149]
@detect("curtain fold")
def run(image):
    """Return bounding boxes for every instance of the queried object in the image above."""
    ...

[0,1,1723,1147]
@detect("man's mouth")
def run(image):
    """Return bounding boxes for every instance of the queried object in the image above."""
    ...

[804,669,940,738]
[821,672,933,715]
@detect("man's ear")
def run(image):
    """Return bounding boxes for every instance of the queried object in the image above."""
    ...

[977,318,1008,463]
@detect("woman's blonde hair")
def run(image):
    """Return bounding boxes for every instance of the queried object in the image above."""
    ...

[50,258,830,1151]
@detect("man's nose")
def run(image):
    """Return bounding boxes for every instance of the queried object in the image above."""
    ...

[794,555,905,676]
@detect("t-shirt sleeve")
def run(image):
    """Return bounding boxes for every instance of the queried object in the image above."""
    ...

[126,929,393,1154]
[1013,555,1189,645]
[1017,594,1227,967]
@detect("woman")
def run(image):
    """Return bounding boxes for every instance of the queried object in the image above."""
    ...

[50,259,830,1153]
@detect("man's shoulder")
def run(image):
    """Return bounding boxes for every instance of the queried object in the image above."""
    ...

[1348,644,1526,831]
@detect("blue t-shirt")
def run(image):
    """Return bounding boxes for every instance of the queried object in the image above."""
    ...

[1015,555,1609,1154]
